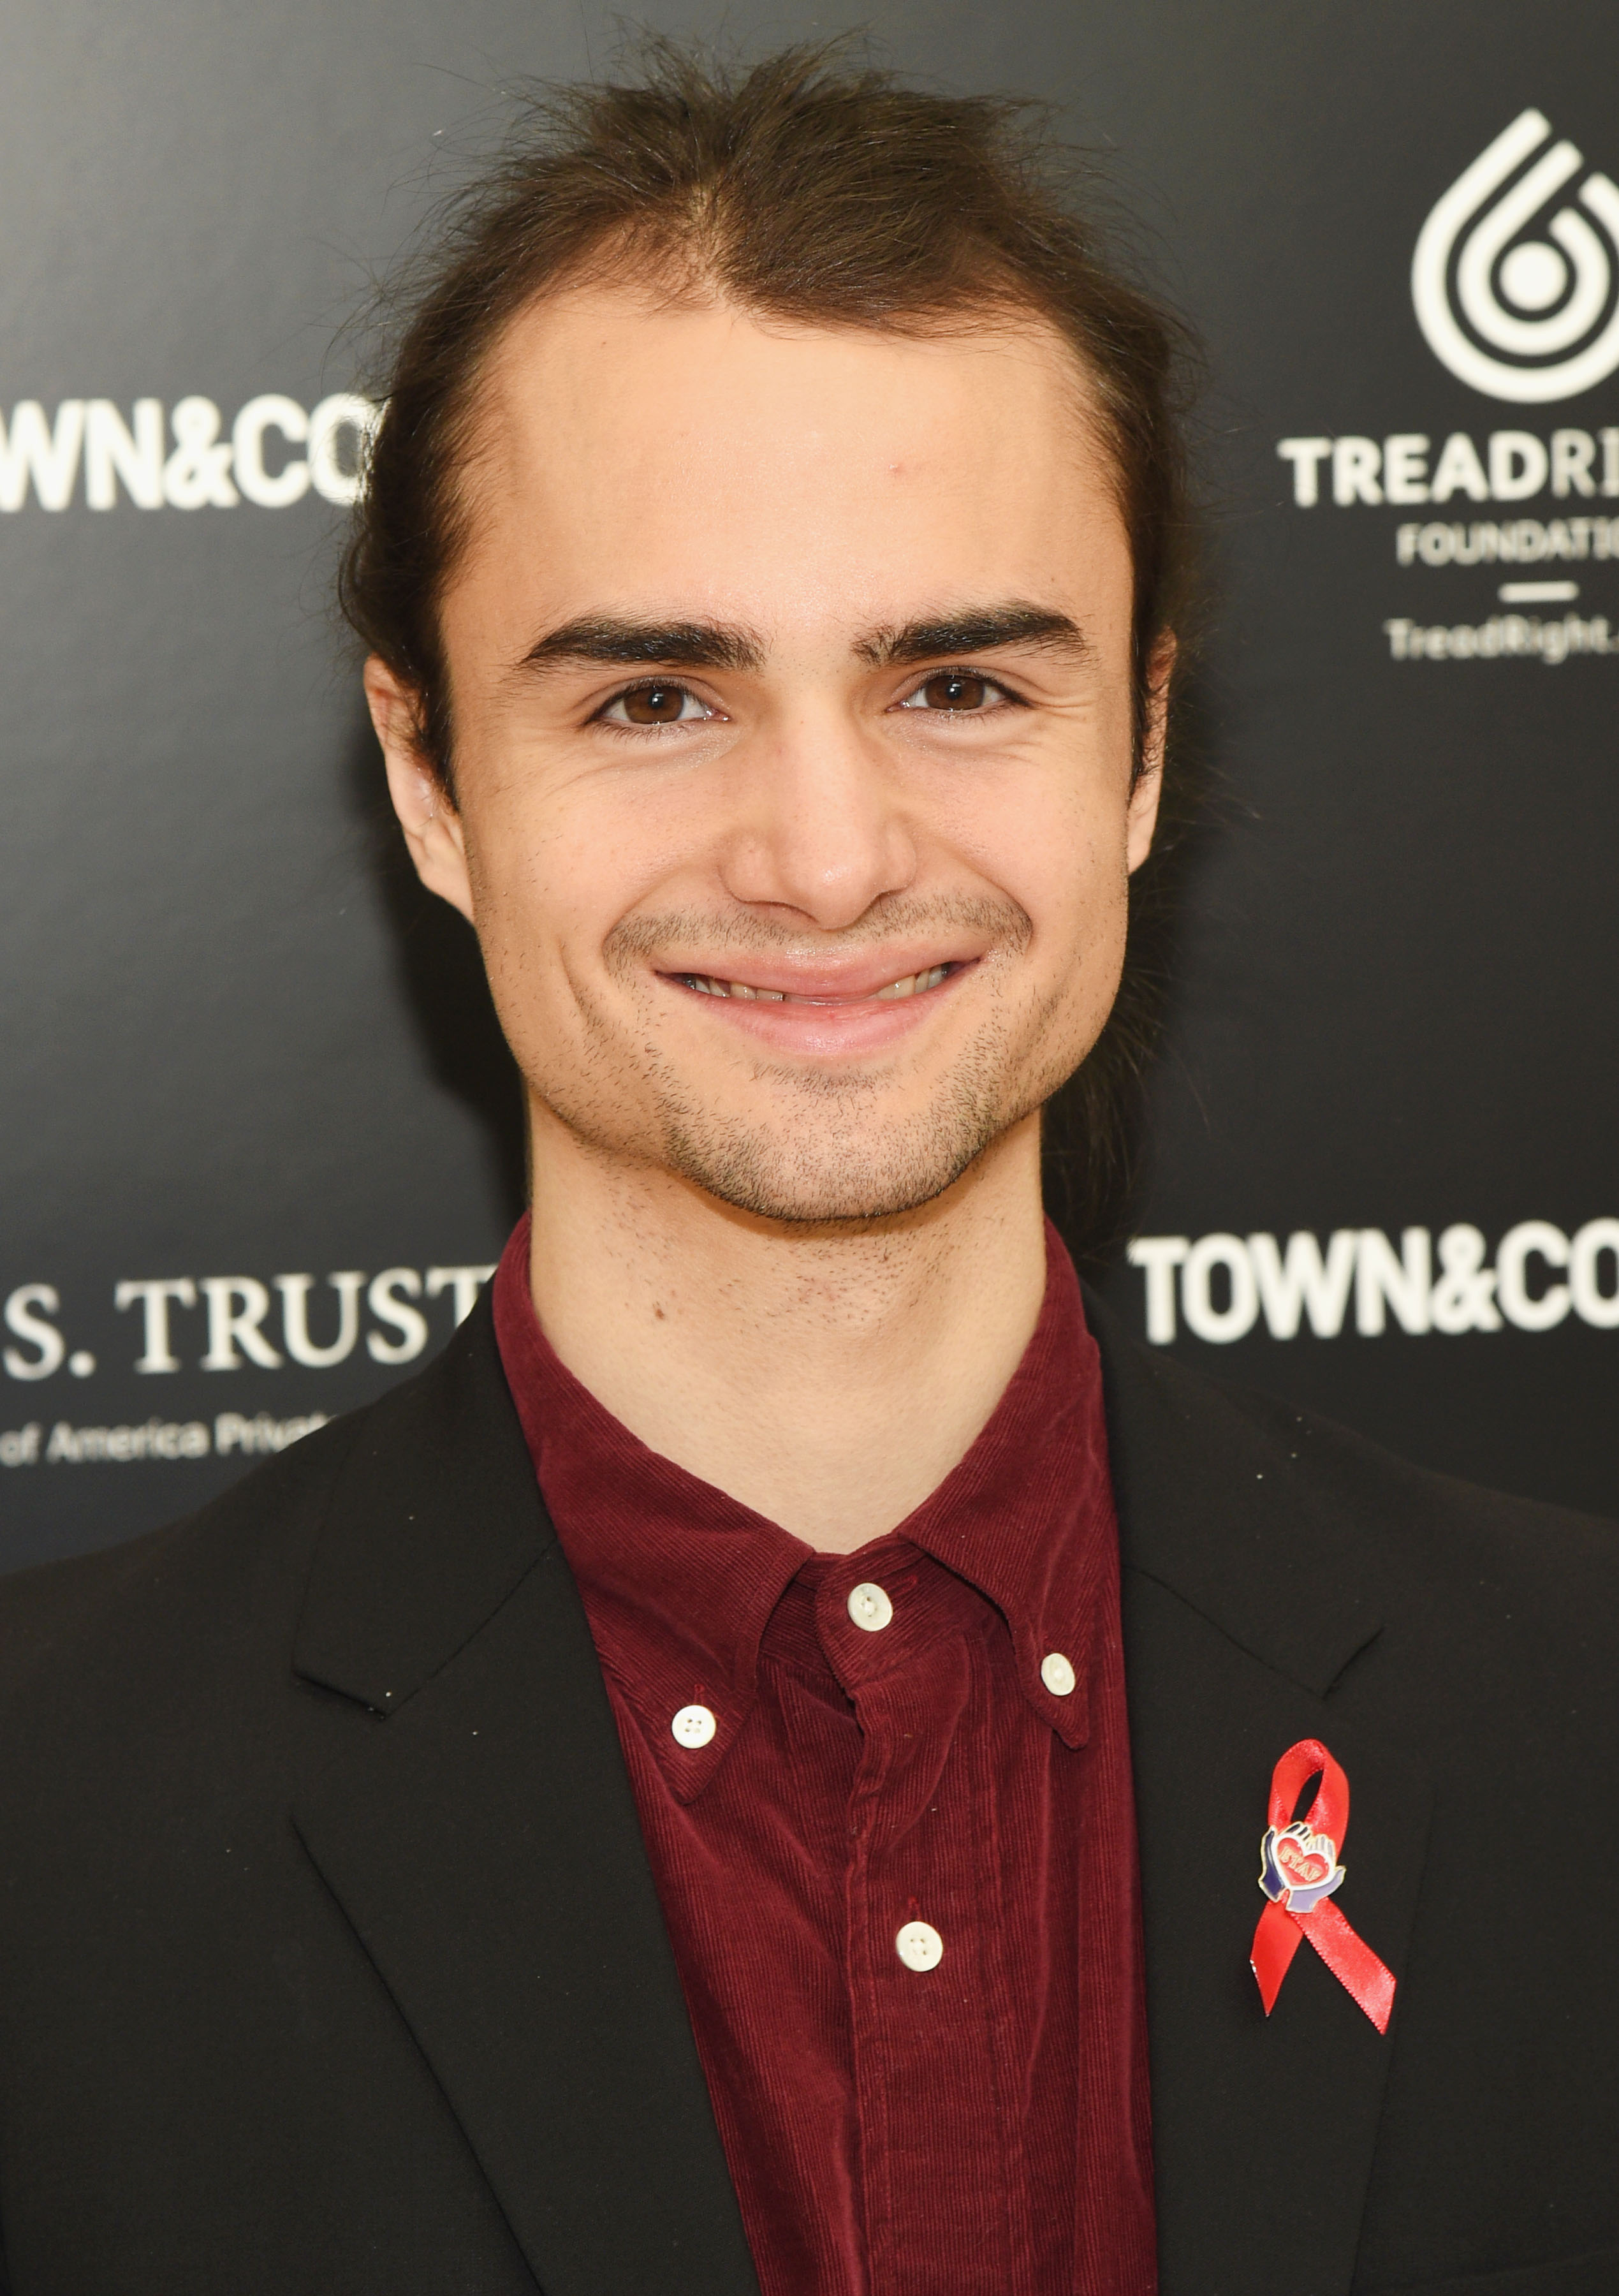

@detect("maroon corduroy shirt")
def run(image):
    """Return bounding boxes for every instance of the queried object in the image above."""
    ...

[494,1218,1156,2296]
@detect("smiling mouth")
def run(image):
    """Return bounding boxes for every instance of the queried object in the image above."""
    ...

[671,964,956,1004]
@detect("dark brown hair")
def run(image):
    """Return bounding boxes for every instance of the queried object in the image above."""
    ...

[339,38,1203,1254]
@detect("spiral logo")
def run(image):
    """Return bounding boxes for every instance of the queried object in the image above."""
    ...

[1412,110,1619,403]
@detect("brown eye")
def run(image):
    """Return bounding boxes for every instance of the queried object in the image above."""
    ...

[918,672,989,711]
[620,682,689,724]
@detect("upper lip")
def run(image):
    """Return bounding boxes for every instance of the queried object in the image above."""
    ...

[657,950,976,1001]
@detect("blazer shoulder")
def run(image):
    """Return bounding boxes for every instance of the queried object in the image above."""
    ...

[0,1298,525,1719]
[1085,1281,1619,1649]
[1208,1355,1614,1583]
[0,1397,369,1705]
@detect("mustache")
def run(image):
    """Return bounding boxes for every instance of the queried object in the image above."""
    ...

[604,894,1032,970]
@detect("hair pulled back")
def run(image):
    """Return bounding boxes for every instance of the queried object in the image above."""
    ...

[339,39,1196,781]
[338,38,1203,1257]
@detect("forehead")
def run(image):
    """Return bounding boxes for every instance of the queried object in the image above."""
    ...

[450,286,1130,644]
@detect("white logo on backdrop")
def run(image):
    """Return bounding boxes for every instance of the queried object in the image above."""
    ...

[1128,1221,1619,1346]
[0,394,377,512]
[1412,109,1619,404]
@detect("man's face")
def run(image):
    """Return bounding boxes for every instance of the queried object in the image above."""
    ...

[374,287,1164,1225]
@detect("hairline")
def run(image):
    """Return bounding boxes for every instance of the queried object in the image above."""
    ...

[412,265,1136,784]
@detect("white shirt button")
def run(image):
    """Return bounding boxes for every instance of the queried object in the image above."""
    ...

[1041,1651,1077,1696]
[895,1919,944,1973]
[671,1704,717,1749]
[847,1582,893,1632]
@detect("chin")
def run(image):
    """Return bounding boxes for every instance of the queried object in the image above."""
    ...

[659,1094,1020,1229]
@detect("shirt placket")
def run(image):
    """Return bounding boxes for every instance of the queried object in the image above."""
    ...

[816,1557,1025,2296]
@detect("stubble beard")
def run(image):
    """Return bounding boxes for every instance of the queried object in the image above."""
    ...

[657,997,1081,1223]
[541,896,1087,1230]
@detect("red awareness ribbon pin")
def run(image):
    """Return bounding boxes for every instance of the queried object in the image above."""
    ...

[1250,1738,1396,2034]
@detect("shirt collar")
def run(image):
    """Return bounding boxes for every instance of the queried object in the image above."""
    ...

[493,1217,1116,1795]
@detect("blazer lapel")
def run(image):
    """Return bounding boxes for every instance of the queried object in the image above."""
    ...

[1088,1293,1432,2296]
[290,1304,761,2296]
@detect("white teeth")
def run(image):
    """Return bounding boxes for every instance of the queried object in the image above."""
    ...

[872,966,947,1000]
[685,964,949,1001]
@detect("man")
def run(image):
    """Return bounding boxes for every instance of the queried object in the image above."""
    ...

[0,43,1613,2296]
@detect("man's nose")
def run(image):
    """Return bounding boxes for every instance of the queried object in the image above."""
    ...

[716,705,919,931]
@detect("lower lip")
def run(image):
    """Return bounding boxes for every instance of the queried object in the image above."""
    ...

[661,966,972,1056]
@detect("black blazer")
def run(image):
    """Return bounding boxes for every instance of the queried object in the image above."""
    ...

[0,1292,1613,2296]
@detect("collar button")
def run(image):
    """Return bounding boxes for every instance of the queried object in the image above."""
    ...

[671,1704,717,1748]
[847,1582,894,1632]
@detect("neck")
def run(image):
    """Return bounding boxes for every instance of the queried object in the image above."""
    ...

[525,1106,1051,1553]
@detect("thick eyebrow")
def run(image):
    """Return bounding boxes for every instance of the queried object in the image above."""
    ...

[516,615,766,677]
[855,605,1088,668]
[513,602,1085,683]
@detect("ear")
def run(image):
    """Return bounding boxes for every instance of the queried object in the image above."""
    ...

[1125,633,1176,876]
[364,656,476,925]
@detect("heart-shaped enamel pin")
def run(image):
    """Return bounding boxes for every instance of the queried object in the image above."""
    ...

[1259,1818,1346,1915]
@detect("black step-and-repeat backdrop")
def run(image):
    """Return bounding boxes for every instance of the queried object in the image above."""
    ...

[4,0,1616,1566]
